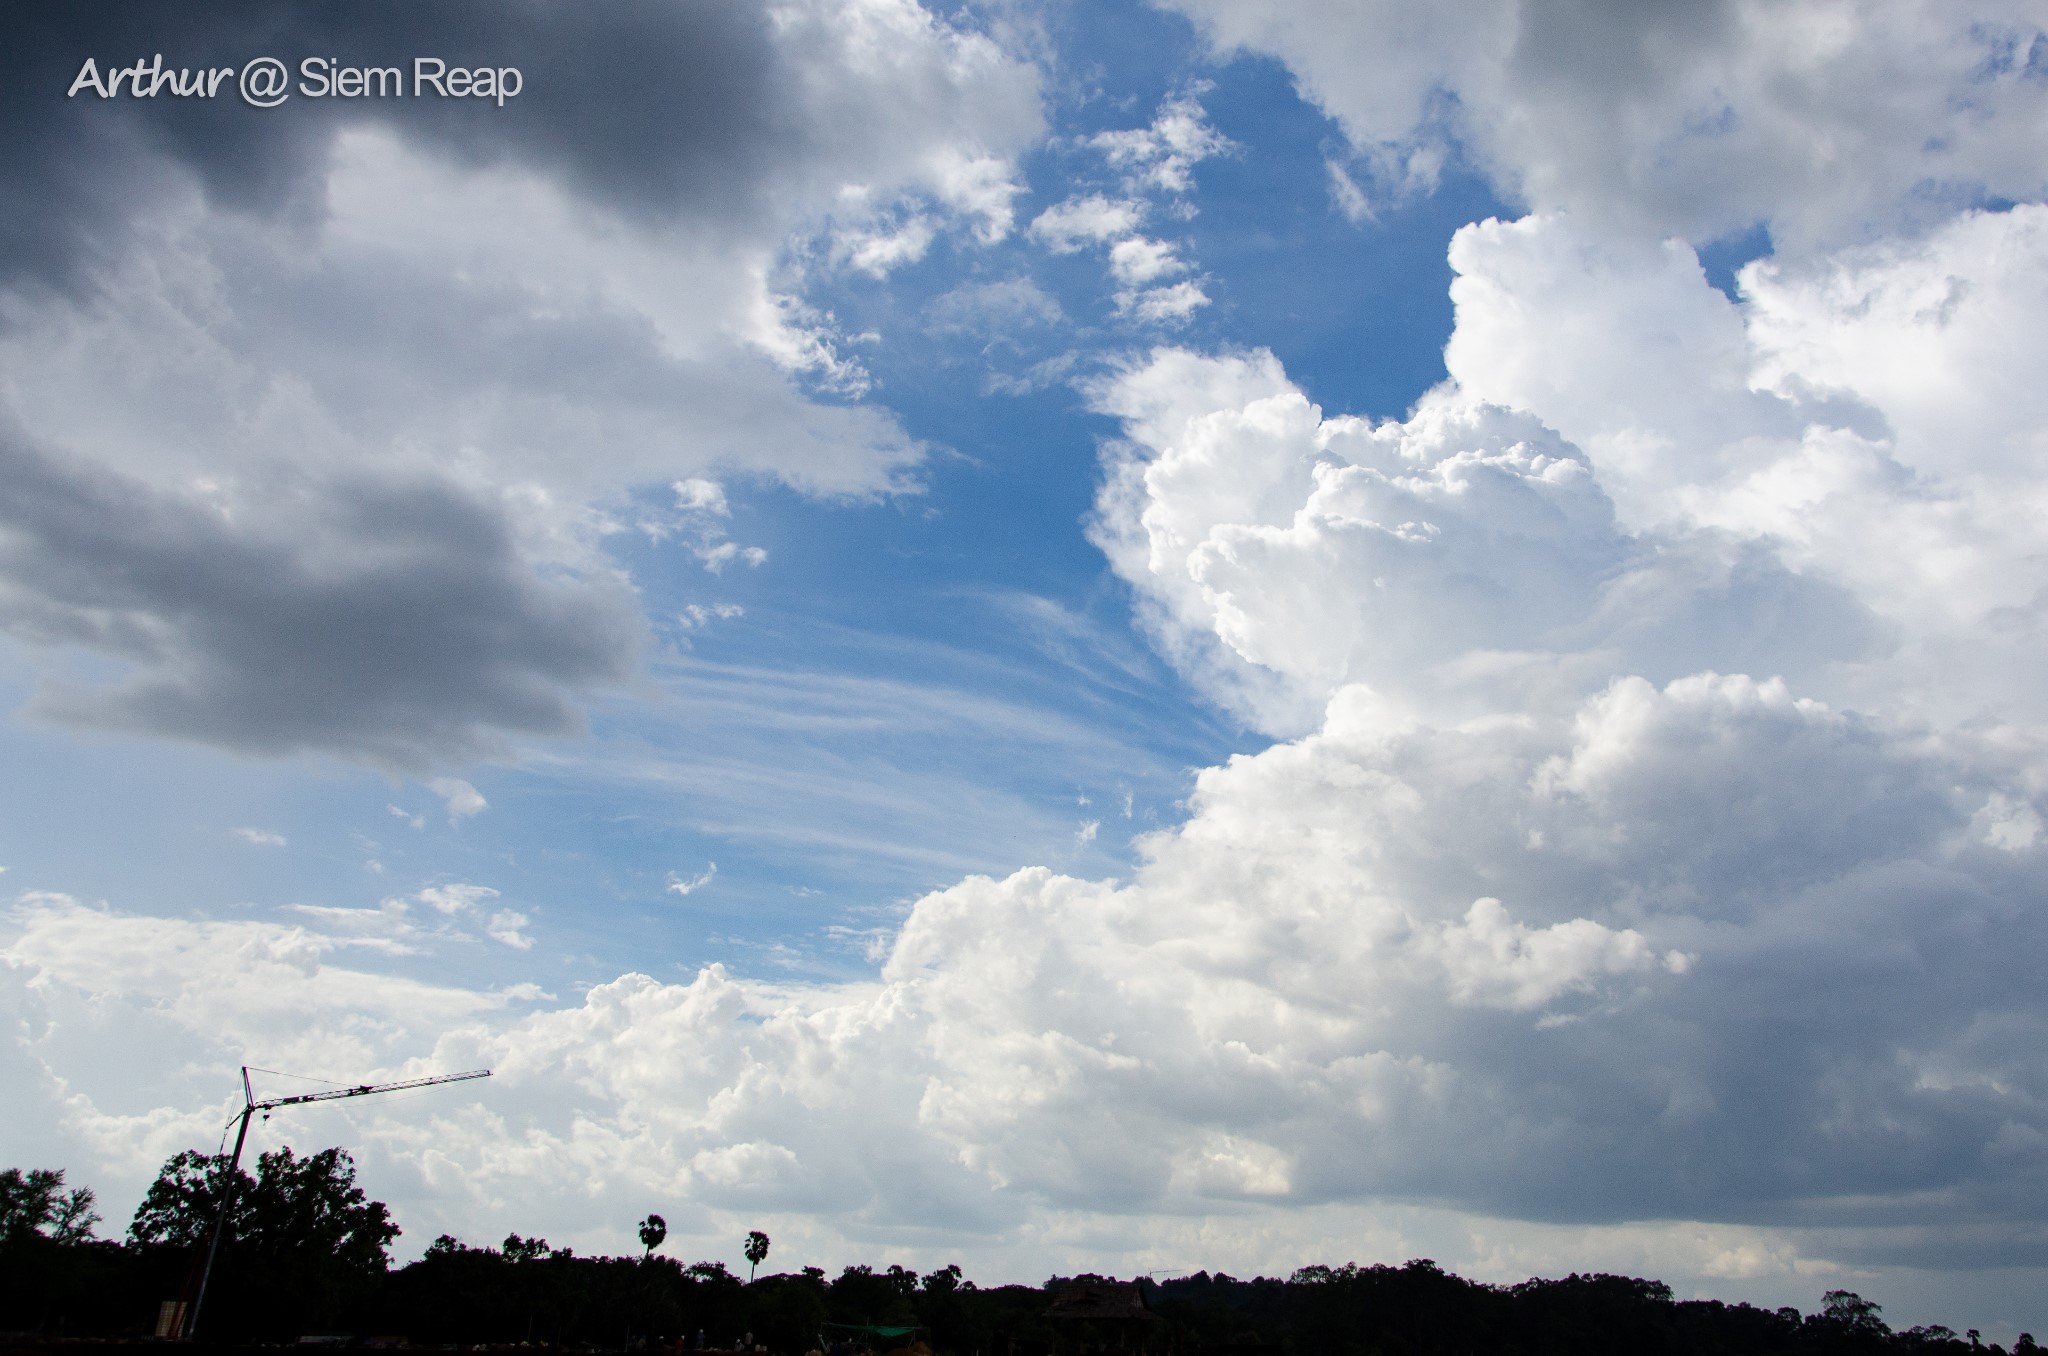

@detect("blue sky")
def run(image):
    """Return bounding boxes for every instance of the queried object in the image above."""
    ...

[0,4,1507,991]
[7,0,2048,1340]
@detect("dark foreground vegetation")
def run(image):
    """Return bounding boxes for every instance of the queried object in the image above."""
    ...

[1,1156,2036,1355]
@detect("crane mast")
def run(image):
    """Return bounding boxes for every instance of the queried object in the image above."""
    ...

[177,1065,490,1340]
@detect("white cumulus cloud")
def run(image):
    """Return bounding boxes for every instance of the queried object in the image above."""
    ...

[1166,0,2048,246]
[428,779,489,823]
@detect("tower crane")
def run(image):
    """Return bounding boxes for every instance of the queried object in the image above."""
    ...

[176,1064,490,1340]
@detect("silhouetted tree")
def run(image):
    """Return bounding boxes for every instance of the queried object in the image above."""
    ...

[1807,1288,1894,1352]
[1822,1290,1890,1337]
[246,1147,400,1274]
[503,1233,552,1263]
[0,1167,99,1243]
[130,1145,396,1271]
[128,1150,251,1250]
[640,1213,668,1259]
[745,1229,770,1281]
[0,1166,119,1338]
[747,1267,828,1351]
[829,1264,918,1329]
[128,1145,398,1338]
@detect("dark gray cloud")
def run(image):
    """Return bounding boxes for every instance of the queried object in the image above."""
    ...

[4,1,793,291]
[0,422,641,768]
[0,0,1033,767]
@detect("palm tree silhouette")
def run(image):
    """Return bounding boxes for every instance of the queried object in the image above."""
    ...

[744,1230,769,1280]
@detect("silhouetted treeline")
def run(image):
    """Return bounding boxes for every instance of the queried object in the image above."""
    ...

[1150,1262,2039,1356]
[1,1158,2040,1354]
[6,1240,2040,1355]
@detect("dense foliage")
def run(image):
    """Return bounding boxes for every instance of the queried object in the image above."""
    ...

[0,1166,100,1245]
[128,1144,399,1269]
[0,1155,2039,1354]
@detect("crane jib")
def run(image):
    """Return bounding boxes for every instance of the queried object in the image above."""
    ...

[250,1069,491,1111]
[178,1065,491,1340]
